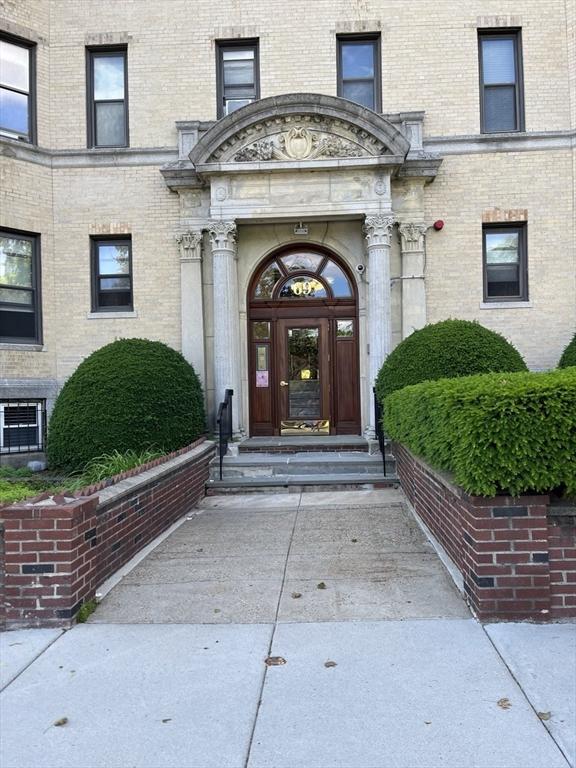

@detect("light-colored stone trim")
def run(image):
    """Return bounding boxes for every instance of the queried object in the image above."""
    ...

[3,128,573,171]
[479,301,533,310]
[425,129,576,156]
[0,343,45,352]
[86,311,139,319]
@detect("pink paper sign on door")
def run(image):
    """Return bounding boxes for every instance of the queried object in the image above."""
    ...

[256,371,269,387]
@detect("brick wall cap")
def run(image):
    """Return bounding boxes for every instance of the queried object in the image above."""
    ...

[96,440,215,511]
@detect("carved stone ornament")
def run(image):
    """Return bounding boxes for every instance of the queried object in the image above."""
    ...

[208,220,237,252]
[363,215,396,249]
[176,230,203,261]
[398,222,428,252]
[233,125,370,162]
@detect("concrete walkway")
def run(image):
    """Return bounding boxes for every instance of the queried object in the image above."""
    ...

[1,489,574,768]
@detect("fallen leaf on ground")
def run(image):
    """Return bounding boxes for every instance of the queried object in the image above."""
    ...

[265,656,286,666]
[324,661,337,668]
[537,711,551,721]
[291,592,302,599]
[53,718,68,727]
[497,698,512,710]
[317,582,327,590]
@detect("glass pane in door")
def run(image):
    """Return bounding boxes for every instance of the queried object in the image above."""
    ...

[288,327,320,418]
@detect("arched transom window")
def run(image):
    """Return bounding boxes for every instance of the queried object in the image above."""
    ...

[253,250,353,300]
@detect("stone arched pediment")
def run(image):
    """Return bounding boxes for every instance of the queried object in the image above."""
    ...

[190,93,411,167]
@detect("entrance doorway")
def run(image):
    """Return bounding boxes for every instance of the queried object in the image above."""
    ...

[248,246,360,436]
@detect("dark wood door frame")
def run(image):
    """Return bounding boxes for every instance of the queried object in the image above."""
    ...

[247,246,360,436]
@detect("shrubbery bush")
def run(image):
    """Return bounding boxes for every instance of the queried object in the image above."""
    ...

[559,334,576,368]
[384,367,576,497]
[376,319,527,399]
[47,339,205,471]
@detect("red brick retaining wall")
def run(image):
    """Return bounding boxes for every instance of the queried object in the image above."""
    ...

[394,442,576,621]
[0,440,214,629]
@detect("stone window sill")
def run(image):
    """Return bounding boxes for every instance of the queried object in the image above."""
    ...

[479,301,532,310]
[0,343,45,352]
[86,311,138,319]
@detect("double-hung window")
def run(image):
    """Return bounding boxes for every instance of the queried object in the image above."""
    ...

[0,229,41,343]
[217,40,259,117]
[337,35,381,111]
[0,34,35,142]
[87,47,128,147]
[479,31,524,133]
[483,224,528,301]
[91,237,133,311]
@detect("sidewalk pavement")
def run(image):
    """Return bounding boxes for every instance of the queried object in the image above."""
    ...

[1,490,574,768]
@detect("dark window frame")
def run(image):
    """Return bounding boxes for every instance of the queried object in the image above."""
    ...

[336,33,381,112]
[90,236,133,312]
[478,29,525,134]
[0,226,42,344]
[216,38,260,119]
[86,45,129,148]
[482,223,528,302]
[0,31,37,144]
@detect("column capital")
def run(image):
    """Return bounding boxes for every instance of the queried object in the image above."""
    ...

[398,222,428,252]
[208,220,237,252]
[176,230,203,262]
[363,215,395,249]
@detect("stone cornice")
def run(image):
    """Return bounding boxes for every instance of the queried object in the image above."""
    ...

[424,128,576,156]
[2,128,574,172]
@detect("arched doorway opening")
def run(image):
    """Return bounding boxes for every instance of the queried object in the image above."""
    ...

[247,245,360,436]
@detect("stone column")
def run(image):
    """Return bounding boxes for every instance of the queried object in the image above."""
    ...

[398,222,428,338]
[208,220,242,437]
[363,214,395,439]
[176,231,205,386]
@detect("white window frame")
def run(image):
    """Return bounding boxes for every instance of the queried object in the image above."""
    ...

[0,400,43,453]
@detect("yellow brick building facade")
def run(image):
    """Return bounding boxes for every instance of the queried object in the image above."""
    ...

[1,0,574,446]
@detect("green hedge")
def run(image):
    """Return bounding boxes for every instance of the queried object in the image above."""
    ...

[384,367,576,497]
[376,319,527,399]
[559,334,576,368]
[47,339,205,471]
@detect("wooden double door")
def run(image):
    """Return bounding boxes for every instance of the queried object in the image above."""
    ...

[249,313,360,436]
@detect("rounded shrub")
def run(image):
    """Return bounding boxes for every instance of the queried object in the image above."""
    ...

[559,334,576,368]
[376,319,527,399]
[47,338,205,471]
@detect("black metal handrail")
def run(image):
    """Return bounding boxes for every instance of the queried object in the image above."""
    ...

[373,387,387,476]
[216,389,233,481]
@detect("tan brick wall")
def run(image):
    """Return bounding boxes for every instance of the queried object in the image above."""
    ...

[50,165,180,381]
[425,149,575,369]
[43,0,574,149]
[0,1,574,415]
[0,156,56,379]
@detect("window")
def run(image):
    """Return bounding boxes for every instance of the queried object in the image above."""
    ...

[91,237,133,311]
[483,224,528,301]
[217,40,259,117]
[337,35,381,111]
[0,34,35,142]
[0,400,45,454]
[479,31,524,133]
[0,229,41,343]
[87,47,128,147]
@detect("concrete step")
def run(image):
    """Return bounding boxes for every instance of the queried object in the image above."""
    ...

[209,451,395,480]
[205,473,399,495]
[238,436,376,453]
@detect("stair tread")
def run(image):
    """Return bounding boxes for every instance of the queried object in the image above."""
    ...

[207,472,398,487]
[218,451,388,465]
